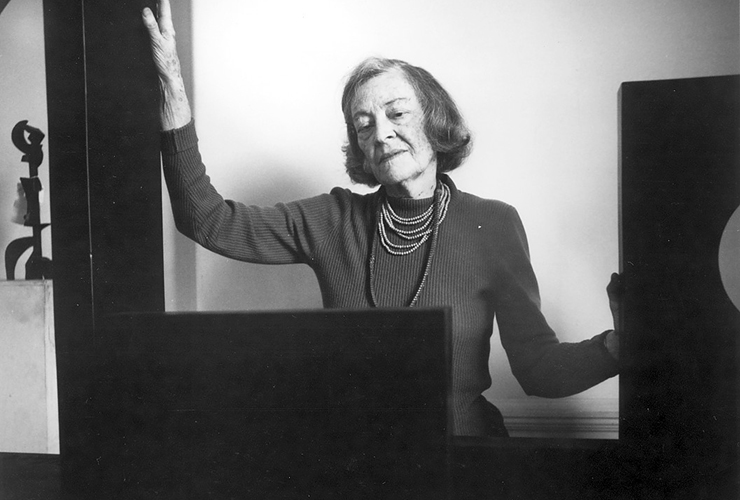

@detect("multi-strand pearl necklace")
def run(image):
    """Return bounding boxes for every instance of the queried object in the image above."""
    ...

[377,181,451,256]
[369,180,451,307]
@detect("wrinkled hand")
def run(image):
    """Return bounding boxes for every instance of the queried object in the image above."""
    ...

[142,0,179,82]
[605,272,622,361]
[142,0,192,130]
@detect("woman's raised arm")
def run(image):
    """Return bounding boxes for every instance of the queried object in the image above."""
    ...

[142,0,192,131]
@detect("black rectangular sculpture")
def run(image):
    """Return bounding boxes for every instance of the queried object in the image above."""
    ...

[619,74,740,497]
[89,308,451,499]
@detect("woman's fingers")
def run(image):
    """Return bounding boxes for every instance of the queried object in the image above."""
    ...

[142,0,174,41]
[142,0,180,82]
[155,0,175,39]
[142,7,161,42]
[607,272,622,329]
[605,273,622,360]
[142,0,191,129]
[607,273,623,306]
[606,272,622,297]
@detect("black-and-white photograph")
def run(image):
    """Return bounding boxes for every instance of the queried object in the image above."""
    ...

[1,0,738,498]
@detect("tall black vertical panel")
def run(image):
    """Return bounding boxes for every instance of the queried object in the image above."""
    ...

[44,0,165,497]
[84,1,165,321]
[620,75,740,497]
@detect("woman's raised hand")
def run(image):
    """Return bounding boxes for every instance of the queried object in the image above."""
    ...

[142,0,192,130]
[605,272,622,361]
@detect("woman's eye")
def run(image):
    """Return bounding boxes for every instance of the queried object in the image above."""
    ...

[356,124,372,136]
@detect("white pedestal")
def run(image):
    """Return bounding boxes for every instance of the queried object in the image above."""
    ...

[0,280,58,454]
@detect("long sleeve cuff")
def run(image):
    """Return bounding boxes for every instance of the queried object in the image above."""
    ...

[161,119,198,154]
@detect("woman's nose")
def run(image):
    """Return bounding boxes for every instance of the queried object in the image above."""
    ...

[374,115,396,144]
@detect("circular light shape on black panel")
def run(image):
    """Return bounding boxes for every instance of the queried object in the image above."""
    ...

[719,205,740,312]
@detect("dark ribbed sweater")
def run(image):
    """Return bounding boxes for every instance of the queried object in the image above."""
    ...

[161,121,619,436]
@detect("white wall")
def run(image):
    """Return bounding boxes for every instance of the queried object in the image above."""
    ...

[164,0,739,407]
[0,0,51,278]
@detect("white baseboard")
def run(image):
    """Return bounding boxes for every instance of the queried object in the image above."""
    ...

[495,398,619,440]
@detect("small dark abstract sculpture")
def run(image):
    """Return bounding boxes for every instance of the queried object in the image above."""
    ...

[5,120,52,280]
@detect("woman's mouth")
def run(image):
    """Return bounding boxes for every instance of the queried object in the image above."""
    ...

[379,150,406,164]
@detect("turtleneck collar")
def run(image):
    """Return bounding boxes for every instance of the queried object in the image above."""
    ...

[381,174,456,214]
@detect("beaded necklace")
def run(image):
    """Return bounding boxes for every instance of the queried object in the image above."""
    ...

[377,182,450,255]
[369,180,450,307]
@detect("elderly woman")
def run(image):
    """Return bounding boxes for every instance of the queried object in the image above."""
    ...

[143,0,619,438]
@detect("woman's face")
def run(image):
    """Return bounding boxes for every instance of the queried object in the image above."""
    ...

[350,69,437,198]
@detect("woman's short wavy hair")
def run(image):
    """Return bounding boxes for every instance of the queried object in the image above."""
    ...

[341,57,472,187]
